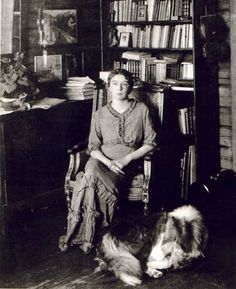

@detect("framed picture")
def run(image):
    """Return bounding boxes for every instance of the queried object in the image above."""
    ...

[34,54,63,82]
[137,5,147,21]
[119,32,131,48]
[42,9,77,45]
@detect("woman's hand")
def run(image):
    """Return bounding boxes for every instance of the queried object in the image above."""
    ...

[108,155,132,175]
[109,162,125,175]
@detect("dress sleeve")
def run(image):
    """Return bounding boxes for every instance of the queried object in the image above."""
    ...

[88,110,102,152]
[143,105,158,148]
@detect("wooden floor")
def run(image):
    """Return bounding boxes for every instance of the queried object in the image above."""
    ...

[1,193,236,289]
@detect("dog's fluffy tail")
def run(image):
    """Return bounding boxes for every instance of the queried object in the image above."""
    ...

[100,233,142,286]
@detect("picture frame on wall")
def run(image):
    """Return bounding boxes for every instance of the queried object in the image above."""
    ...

[42,9,77,45]
[119,32,131,48]
[34,54,63,82]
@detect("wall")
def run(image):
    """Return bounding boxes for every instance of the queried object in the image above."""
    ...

[218,0,233,170]
[230,0,236,172]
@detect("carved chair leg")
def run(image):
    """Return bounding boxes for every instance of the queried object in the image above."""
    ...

[143,202,149,216]
[143,159,151,215]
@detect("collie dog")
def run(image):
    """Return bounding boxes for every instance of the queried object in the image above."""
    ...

[95,205,208,286]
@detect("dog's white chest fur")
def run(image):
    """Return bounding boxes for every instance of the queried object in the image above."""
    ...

[147,233,171,269]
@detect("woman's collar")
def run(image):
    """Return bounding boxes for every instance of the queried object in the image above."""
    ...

[107,99,137,117]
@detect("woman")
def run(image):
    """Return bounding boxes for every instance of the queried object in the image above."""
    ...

[59,69,158,253]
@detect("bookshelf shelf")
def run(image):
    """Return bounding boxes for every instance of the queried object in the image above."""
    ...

[107,47,193,52]
[78,46,101,50]
[108,20,192,25]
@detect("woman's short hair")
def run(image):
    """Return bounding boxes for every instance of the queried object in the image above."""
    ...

[108,69,134,93]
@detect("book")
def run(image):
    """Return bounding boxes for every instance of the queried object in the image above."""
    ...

[31,97,66,109]
[160,78,194,91]
[121,50,151,61]
[67,76,95,84]
[180,62,194,79]
[63,76,95,100]
[161,78,193,86]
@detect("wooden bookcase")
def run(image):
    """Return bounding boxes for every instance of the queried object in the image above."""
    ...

[98,0,219,205]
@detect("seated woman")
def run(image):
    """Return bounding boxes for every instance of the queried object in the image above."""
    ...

[59,69,158,254]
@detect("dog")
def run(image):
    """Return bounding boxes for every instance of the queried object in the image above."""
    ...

[95,205,208,286]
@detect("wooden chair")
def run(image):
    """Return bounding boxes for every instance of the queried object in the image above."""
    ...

[64,82,155,215]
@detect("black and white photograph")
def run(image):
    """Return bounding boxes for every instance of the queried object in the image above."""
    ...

[0,0,235,289]
[119,32,131,47]
[137,5,147,21]
[34,54,63,82]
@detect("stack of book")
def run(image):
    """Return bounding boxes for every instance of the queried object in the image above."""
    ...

[119,51,151,80]
[63,77,96,100]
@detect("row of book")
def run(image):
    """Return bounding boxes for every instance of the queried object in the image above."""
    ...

[180,144,196,200]
[115,24,193,49]
[110,0,192,22]
[178,106,195,135]
[113,50,193,84]
[62,76,96,100]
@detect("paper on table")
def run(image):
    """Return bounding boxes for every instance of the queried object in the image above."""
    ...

[31,97,66,109]
[0,107,14,115]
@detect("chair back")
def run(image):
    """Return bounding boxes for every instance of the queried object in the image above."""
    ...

[92,82,108,114]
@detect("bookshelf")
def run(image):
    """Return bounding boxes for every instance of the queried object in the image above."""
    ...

[99,0,215,205]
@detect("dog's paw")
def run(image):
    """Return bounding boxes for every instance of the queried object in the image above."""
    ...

[120,272,142,286]
[146,268,163,279]
[94,258,108,273]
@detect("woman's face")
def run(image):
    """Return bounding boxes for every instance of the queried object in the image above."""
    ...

[108,74,130,101]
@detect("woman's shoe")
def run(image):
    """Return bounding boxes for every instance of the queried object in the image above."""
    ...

[80,242,93,254]
[59,235,69,252]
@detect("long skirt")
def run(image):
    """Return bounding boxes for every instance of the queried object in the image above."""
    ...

[59,157,141,254]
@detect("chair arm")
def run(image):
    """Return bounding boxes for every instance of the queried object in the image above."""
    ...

[144,151,154,161]
[144,147,159,161]
[67,140,88,154]
[66,148,90,180]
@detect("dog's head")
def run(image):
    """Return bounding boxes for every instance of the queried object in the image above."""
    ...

[148,206,208,270]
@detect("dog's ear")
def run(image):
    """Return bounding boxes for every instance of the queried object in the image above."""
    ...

[166,216,194,253]
[177,221,194,253]
[164,216,179,242]
[190,219,209,251]
[176,219,208,254]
